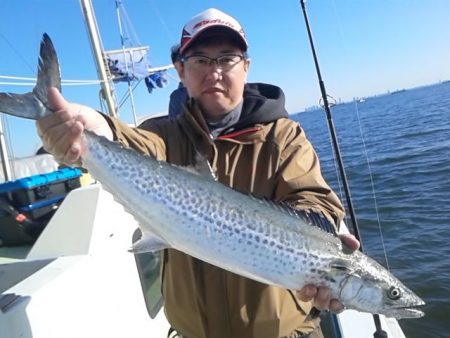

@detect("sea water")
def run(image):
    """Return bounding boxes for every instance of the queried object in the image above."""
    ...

[293,81,450,338]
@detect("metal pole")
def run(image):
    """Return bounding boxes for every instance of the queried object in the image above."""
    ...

[80,0,118,118]
[114,0,138,126]
[0,115,12,181]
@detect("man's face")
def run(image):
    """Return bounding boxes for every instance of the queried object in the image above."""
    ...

[176,41,250,121]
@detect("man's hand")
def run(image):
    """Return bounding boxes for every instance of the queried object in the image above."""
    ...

[296,233,360,313]
[36,87,113,165]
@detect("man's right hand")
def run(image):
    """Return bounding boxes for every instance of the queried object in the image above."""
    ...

[36,87,113,165]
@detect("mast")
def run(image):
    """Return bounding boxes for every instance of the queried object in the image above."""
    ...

[114,0,138,126]
[79,0,118,118]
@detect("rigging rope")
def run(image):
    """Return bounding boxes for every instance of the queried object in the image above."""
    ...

[147,0,176,43]
[0,32,34,74]
[116,0,142,47]
[0,75,101,83]
[0,75,102,86]
[118,79,141,110]
[0,82,102,86]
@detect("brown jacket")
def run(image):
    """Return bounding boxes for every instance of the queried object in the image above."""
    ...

[105,83,345,338]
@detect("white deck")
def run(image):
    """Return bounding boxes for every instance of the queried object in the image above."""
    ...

[0,184,170,338]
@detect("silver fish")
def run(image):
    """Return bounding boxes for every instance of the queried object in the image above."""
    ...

[0,34,425,319]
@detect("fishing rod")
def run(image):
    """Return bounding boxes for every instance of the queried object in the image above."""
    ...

[298,1,388,338]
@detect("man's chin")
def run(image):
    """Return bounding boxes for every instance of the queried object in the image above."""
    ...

[198,100,232,117]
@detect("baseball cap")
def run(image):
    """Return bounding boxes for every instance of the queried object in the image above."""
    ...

[179,8,248,55]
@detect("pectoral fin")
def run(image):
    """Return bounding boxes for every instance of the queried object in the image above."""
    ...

[130,232,171,253]
[330,259,354,273]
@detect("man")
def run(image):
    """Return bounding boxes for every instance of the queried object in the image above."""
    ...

[38,8,358,338]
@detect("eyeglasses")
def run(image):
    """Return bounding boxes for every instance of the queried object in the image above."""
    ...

[180,54,246,71]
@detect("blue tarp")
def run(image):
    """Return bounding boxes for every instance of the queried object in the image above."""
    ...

[106,48,168,93]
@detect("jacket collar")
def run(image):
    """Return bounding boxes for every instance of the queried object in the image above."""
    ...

[180,99,269,144]
[178,82,288,143]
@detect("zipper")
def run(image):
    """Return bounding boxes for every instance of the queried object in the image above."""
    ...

[216,126,262,140]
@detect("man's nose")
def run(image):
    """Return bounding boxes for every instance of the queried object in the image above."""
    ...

[205,62,223,80]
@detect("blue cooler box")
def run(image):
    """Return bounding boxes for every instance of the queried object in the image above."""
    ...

[0,167,82,246]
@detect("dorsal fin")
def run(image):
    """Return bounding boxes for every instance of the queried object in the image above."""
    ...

[254,197,337,235]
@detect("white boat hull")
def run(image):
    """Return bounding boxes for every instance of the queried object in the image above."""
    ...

[0,184,170,338]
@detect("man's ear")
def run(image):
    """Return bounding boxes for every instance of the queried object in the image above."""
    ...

[244,58,251,72]
[174,61,184,82]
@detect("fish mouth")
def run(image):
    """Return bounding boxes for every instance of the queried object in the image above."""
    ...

[382,305,425,319]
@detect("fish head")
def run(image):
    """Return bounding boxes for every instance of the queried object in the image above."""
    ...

[335,256,425,318]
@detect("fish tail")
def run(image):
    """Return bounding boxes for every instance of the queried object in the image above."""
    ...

[0,33,61,120]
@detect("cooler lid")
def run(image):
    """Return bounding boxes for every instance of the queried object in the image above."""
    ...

[0,168,82,193]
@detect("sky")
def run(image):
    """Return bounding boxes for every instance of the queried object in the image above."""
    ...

[1,0,450,158]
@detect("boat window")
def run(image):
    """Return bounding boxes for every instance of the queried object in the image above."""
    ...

[132,229,163,319]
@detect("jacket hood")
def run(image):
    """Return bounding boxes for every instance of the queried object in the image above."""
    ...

[230,82,289,132]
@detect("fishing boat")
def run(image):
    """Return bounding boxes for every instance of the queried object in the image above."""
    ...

[0,1,413,337]
[0,183,408,338]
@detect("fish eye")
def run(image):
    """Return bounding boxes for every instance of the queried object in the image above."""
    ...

[387,286,402,300]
